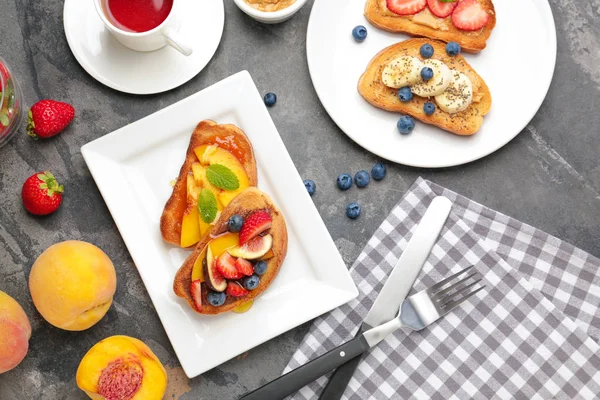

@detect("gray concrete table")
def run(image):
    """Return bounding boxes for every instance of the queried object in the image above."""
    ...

[1,0,599,398]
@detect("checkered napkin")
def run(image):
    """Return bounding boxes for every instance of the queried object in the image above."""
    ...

[284,178,600,399]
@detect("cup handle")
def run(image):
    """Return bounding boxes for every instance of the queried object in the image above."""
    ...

[162,27,193,56]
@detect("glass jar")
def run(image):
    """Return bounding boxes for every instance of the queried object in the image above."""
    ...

[0,57,24,148]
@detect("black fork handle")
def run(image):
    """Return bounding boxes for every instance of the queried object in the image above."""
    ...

[318,354,362,400]
[318,326,365,400]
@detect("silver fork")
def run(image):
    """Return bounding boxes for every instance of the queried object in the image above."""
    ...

[364,265,485,346]
[240,266,485,400]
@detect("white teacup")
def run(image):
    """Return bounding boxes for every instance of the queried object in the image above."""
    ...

[94,0,193,56]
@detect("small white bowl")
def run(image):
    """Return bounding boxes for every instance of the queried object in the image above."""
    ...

[233,0,307,24]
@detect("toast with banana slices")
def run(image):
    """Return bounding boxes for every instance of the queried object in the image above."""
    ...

[358,38,491,135]
[173,188,288,315]
[160,120,258,248]
[365,0,496,53]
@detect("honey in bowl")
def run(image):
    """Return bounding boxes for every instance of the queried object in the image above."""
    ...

[244,0,296,12]
[103,0,173,33]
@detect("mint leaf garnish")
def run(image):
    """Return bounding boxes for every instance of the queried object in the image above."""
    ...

[198,188,218,223]
[206,164,240,191]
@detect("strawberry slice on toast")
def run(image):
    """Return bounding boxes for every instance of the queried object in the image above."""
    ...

[234,258,254,277]
[239,211,272,245]
[452,0,490,31]
[216,253,243,279]
[191,280,203,312]
[226,282,249,297]
[364,0,496,53]
[426,0,457,18]
[386,0,426,16]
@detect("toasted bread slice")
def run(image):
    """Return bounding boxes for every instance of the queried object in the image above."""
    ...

[358,38,491,136]
[160,120,258,247]
[364,0,496,53]
[173,188,288,315]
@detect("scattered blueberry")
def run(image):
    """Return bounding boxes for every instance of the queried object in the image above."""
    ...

[354,170,370,188]
[243,274,260,290]
[419,43,434,58]
[371,163,387,181]
[228,214,244,232]
[420,67,434,81]
[304,179,316,196]
[337,173,353,190]
[446,42,461,56]
[397,115,416,135]
[207,291,226,307]
[346,202,361,219]
[398,87,413,102]
[423,102,436,116]
[352,25,368,42]
[264,92,277,107]
[253,260,268,276]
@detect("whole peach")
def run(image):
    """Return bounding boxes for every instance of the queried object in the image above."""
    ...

[76,335,167,400]
[29,240,116,331]
[0,290,32,374]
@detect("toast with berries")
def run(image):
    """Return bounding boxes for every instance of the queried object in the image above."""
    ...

[365,0,496,53]
[173,188,288,315]
[358,38,491,135]
[160,120,258,248]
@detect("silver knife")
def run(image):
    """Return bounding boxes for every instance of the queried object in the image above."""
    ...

[318,195,452,400]
[239,196,452,400]
[363,196,453,328]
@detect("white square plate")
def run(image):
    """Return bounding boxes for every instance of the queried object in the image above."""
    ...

[81,71,358,378]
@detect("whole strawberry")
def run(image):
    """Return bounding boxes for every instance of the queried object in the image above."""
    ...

[22,171,64,215]
[27,100,74,139]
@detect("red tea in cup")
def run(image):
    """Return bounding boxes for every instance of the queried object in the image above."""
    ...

[103,0,173,33]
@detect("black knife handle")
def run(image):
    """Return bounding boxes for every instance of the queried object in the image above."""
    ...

[239,335,370,400]
[318,353,362,400]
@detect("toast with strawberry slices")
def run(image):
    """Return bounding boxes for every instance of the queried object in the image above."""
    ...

[160,120,258,248]
[173,188,288,315]
[365,0,496,53]
[358,38,491,135]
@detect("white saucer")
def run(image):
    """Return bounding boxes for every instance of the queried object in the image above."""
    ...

[63,0,224,95]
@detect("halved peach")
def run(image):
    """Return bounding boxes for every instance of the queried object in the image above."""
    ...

[76,335,167,400]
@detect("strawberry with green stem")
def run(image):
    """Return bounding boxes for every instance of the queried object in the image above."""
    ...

[21,171,64,215]
[27,100,75,139]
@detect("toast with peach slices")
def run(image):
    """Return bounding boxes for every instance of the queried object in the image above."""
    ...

[358,38,491,135]
[160,120,258,248]
[173,187,288,315]
[365,0,496,53]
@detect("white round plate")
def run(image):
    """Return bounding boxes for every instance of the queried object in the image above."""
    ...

[63,0,224,95]
[306,0,556,168]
